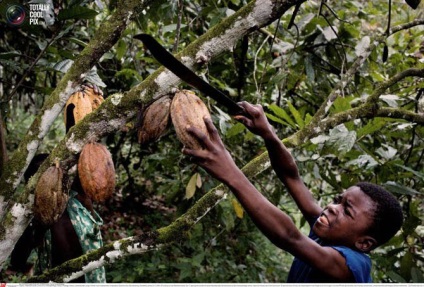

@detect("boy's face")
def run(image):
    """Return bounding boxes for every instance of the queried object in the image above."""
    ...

[313,186,376,249]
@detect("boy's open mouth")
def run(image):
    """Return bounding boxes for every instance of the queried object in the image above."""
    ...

[317,214,330,226]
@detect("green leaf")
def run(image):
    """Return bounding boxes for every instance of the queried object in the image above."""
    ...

[287,102,304,128]
[383,182,420,195]
[265,113,289,127]
[304,56,315,82]
[400,251,413,281]
[226,122,245,138]
[58,6,98,20]
[267,104,296,127]
[395,165,424,181]
[68,37,88,47]
[357,118,388,138]
[116,39,127,61]
[0,51,22,59]
[386,271,407,283]
[411,267,424,283]
[326,124,356,154]
[332,96,354,113]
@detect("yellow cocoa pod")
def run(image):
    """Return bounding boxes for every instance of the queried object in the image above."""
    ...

[64,91,92,132]
[83,85,104,110]
[64,85,104,132]
[33,163,69,226]
[138,96,171,146]
[170,90,211,150]
[78,142,116,203]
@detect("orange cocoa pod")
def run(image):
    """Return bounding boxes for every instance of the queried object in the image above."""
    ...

[33,162,69,226]
[83,85,104,110]
[170,90,211,150]
[64,85,104,132]
[64,91,92,132]
[78,142,116,203]
[138,96,171,146]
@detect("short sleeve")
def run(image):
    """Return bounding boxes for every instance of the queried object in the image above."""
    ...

[332,246,372,283]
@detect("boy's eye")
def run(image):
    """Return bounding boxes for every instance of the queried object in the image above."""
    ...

[333,195,342,204]
[344,207,351,216]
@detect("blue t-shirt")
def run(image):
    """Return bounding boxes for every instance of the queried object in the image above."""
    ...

[287,229,372,283]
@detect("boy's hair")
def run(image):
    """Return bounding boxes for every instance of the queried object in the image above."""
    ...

[356,182,403,247]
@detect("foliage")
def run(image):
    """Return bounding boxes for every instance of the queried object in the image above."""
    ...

[0,0,423,283]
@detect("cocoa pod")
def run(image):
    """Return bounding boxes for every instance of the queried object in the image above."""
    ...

[170,90,211,150]
[64,91,92,132]
[78,142,116,203]
[64,85,104,132]
[138,96,171,146]
[33,163,69,226]
[83,85,104,110]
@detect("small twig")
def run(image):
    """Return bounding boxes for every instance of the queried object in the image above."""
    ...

[172,0,184,53]
[6,30,60,103]
[253,34,270,103]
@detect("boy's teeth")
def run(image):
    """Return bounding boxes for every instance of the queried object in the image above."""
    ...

[319,215,329,226]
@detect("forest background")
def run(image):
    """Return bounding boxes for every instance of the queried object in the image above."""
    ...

[0,0,423,283]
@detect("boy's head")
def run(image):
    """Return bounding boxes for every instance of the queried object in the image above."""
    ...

[313,182,403,252]
[355,182,403,247]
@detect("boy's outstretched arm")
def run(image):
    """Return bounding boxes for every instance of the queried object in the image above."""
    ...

[183,118,354,282]
[234,102,322,223]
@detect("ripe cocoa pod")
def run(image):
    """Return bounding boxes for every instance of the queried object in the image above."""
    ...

[138,96,171,146]
[78,142,116,203]
[64,91,93,132]
[83,85,104,110]
[33,163,69,226]
[170,90,211,150]
[64,85,104,132]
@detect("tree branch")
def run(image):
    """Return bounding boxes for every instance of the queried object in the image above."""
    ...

[0,0,158,269]
[0,0,302,274]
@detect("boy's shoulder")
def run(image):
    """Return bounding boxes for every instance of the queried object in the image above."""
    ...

[287,228,372,283]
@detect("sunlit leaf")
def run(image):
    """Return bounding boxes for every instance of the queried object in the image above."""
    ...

[268,104,296,127]
[232,198,244,219]
[185,173,199,199]
[287,102,304,129]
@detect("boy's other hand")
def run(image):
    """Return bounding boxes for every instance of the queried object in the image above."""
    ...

[182,117,240,184]
[234,102,274,139]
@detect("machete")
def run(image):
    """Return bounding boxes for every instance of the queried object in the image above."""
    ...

[134,34,245,115]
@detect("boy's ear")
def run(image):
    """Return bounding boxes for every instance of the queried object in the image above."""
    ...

[355,236,377,252]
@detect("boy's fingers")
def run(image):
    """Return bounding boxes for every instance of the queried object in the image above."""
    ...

[238,101,262,118]
[203,117,221,143]
[234,115,252,128]
[186,125,215,150]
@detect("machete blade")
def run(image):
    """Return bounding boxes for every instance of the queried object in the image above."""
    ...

[134,34,245,115]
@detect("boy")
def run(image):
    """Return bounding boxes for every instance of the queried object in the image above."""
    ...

[183,101,403,283]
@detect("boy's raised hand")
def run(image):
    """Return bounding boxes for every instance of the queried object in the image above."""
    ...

[234,102,274,139]
[182,118,240,184]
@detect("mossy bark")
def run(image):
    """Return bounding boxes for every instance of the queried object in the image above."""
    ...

[0,0,159,268]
